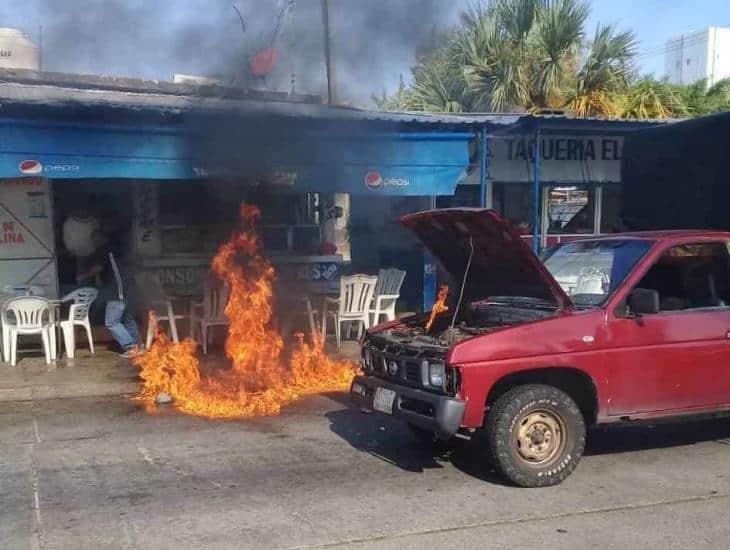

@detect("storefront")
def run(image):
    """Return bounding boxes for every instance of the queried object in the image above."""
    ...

[466,116,666,251]
[0,72,671,319]
[0,75,484,315]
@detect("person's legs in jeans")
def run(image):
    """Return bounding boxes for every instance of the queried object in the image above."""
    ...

[121,307,141,346]
[105,300,140,350]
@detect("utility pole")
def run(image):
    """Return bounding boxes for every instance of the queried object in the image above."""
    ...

[38,25,43,71]
[321,0,334,105]
[679,34,684,85]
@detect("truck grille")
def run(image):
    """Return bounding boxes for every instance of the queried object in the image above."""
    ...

[369,353,422,386]
[363,340,444,390]
[404,362,422,384]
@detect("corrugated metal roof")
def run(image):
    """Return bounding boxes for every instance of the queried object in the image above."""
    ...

[0,81,522,127]
[0,68,673,131]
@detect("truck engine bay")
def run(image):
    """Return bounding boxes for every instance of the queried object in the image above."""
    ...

[361,298,557,395]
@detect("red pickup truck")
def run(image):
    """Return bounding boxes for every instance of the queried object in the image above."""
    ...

[351,208,730,487]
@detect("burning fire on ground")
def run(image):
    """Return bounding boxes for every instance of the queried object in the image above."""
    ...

[425,285,449,332]
[133,204,358,419]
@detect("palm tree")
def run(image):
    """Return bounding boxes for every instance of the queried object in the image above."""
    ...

[373,75,419,111]
[411,42,473,112]
[461,0,589,111]
[619,78,687,119]
[676,78,730,116]
[566,25,637,117]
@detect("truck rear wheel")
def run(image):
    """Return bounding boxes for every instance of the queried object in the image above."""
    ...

[485,384,585,487]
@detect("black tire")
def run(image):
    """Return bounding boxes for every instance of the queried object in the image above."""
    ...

[485,384,585,487]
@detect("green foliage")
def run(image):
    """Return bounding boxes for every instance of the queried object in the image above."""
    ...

[620,78,687,119]
[377,0,729,119]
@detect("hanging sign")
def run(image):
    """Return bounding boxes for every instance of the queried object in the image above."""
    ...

[488,135,623,183]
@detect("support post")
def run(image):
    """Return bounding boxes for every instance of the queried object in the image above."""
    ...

[479,127,489,208]
[321,0,334,105]
[532,128,541,253]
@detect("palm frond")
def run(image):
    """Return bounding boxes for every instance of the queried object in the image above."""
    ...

[619,78,687,119]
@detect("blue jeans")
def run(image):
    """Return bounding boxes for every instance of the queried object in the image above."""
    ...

[105,300,141,350]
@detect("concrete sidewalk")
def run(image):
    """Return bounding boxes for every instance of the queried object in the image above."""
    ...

[0,340,361,403]
[0,349,140,402]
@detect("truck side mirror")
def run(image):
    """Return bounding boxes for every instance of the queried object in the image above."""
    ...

[627,288,660,316]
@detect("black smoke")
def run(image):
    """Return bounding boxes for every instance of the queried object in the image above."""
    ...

[0,0,465,106]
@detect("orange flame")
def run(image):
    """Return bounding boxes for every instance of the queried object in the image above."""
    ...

[425,285,449,332]
[133,204,358,419]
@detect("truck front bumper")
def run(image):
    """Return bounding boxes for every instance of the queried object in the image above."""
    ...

[350,375,466,440]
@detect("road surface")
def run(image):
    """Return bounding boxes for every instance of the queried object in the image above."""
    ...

[2,394,729,549]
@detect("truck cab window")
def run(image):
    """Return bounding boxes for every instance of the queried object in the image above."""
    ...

[634,242,730,312]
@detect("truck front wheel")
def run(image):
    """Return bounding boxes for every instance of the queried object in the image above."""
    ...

[485,384,585,487]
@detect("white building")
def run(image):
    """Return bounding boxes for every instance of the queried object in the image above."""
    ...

[665,27,730,87]
[0,27,40,71]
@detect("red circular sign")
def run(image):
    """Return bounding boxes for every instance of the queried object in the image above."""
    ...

[19,160,43,174]
[364,171,382,190]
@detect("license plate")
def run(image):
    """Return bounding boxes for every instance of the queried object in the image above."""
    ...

[373,387,396,415]
[352,382,364,395]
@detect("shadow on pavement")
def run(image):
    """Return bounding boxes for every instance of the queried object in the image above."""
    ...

[326,400,730,485]
[326,406,450,473]
[585,416,730,456]
[325,404,506,483]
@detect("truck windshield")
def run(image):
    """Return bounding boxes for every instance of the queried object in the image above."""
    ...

[543,239,653,306]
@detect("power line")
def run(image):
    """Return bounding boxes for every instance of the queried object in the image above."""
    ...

[635,33,708,60]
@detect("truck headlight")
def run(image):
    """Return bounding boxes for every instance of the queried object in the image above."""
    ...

[388,360,399,376]
[428,362,445,387]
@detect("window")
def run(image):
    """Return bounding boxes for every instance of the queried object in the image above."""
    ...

[544,239,652,306]
[546,186,596,235]
[157,180,243,255]
[634,242,730,312]
[600,185,622,233]
[493,182,534,235]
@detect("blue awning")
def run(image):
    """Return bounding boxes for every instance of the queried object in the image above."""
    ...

[0,118,472,196]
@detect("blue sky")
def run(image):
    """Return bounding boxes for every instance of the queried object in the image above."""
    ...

[1,0,729,105]
[586,0,730,76]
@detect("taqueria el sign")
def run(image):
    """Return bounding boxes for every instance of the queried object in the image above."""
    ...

[488,135,623,183]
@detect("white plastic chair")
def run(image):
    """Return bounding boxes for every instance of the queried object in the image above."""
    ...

[59,287,98,359]
[190,278,230,354]
[139,274,188,349]
[574,267,609,296]
[369,268,406,325]
[2,297,54,366]
[322,274,377,349]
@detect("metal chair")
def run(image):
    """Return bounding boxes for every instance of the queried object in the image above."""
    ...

[2,297,54,366]
[59,287,98,359]
[322,274,377,349]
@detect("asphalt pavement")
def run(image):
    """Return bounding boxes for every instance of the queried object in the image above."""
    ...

[2,393,729,549]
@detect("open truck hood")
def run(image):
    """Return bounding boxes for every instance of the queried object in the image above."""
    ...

[400,208,574,311]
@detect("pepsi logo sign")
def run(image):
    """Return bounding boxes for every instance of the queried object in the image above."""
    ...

[364,171,382,190]
[364,171,410,190]
[19,160,43,175]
